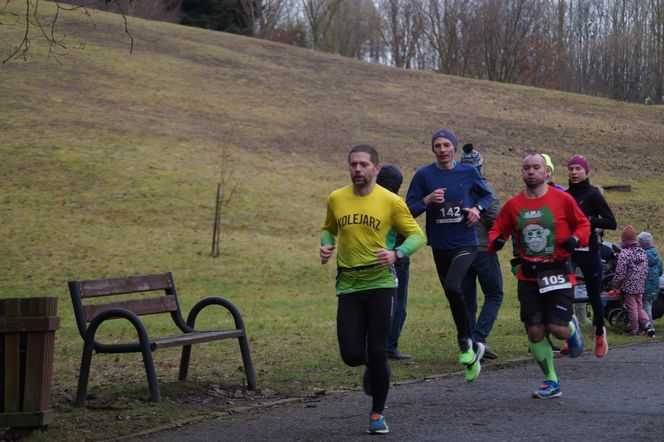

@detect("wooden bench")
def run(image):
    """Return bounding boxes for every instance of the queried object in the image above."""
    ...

[68,272,256,407]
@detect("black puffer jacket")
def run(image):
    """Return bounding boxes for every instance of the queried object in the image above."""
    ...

[566,179,617,250]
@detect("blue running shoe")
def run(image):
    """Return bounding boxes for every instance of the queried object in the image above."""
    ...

[367,412,389,434]
[363,366,372,396]
[566,315,584,358]
[532,380,562,398]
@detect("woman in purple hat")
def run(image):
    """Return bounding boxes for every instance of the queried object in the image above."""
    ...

[565,155,617,357]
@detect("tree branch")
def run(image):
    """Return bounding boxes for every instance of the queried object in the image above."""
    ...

[2,0,31,63]
[2,0,133,64]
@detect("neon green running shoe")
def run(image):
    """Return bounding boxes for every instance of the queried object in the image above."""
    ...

[458,348,475,365]
[458,338,476,364]
[464,342,485,382]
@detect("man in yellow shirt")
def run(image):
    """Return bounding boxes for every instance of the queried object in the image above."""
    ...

[320,144,424,434]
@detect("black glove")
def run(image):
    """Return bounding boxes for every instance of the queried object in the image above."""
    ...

[492,236,506,251]
[509,257,521,276]
[561,236,579,252]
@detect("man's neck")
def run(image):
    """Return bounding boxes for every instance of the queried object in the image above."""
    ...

[436,160,455,170]
[524,183,549,199]
[353,182,376,196]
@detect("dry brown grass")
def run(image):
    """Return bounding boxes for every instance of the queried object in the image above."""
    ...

[2,2,664,440]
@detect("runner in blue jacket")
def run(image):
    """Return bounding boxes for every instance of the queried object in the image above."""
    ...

[406,128,494,382]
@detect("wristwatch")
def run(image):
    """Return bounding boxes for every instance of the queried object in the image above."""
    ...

[475,205,485,213]
[395,249,406,261]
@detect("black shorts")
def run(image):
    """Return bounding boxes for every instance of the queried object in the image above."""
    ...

[517,280,573,327]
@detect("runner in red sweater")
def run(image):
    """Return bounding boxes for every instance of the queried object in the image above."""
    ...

[488,153,591,398]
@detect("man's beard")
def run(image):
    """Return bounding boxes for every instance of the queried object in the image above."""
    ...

[353,175,369,187]
[524,178,545,189]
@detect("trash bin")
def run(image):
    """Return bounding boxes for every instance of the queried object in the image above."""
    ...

[0,297,59,427]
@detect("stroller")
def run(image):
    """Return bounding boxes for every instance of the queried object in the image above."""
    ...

[652,278,664,319]
[600,241,628,327]
[574,240,626,326]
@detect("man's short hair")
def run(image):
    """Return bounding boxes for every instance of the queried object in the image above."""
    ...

[348,144,380,165]
[523,152,546,164]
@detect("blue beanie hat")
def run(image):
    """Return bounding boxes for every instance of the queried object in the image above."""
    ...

[431,128,458,152]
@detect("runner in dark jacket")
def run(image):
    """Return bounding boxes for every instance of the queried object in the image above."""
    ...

[565,155,616,357]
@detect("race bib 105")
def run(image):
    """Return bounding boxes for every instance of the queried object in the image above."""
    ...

[537,270,572,293]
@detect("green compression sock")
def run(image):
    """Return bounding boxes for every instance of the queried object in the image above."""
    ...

[528,339,558,382]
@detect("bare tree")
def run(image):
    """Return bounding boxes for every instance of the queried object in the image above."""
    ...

[301,0,342,50]
[478,0,545,83]
[238,0,292,38]
[210,146,238,258]
[379,0,424,68]
[324,0,382,59]
[552,0,566,88]
[421,0,467,74]
[650,0,664,102]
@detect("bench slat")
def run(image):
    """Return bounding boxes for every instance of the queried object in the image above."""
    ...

[84,296,178,321]
[152,330,243,349]
[78,273,172,298]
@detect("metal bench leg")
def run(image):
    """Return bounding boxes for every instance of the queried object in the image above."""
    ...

[140,343,161,402]
[75,340,94,407]
[238,334,257,390]
[178,345,192,381]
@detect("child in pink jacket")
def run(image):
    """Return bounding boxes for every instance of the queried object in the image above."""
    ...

[612,226,655,336]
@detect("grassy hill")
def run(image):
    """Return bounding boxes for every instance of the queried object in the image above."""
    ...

[2,2,664,439]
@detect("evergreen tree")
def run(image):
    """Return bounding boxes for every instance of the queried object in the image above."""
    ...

[180,0,256,35]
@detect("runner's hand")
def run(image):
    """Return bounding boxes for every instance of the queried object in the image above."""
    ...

[424,188,446,205]
[376,248,396,266]
[320,245,335,264]
[492,236,506,251]
[510,257,521,277]
[463,207,481,226]
[561,236,579,252]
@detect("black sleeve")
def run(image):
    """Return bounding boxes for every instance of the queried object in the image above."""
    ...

[589,190,617,230]
[511,234,519,257]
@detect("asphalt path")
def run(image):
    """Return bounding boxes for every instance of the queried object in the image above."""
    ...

[130,341,664,441]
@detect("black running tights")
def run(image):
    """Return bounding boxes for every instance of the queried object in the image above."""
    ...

[432,247,478,349]
[337,288,395,413]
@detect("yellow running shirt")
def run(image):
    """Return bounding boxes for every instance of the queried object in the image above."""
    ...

[321,184,424,295]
